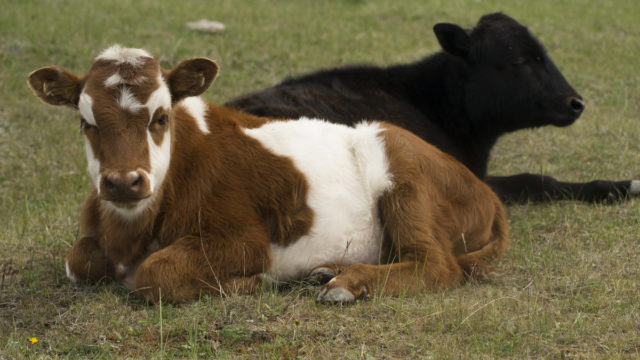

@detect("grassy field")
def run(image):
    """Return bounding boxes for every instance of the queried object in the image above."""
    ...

[1,0,639,358]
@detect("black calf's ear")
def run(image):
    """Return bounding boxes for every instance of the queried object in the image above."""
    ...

[433,23,470,59]
[27,66,83,108]
[166,58,219,103]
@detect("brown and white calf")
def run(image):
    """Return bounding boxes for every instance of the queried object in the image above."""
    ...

[27,46,509,303]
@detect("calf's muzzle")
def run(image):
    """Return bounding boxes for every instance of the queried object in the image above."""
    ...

[100,171,151,202]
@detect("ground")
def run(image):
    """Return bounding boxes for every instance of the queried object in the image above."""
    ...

[1,0,639,358]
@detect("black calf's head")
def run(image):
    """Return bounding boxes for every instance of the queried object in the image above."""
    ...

[434,13,584,132]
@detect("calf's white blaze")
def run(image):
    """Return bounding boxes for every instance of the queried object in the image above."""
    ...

[243,118,393,282]
[179,97,210,134]
[96,45,151,68]
[78,91,96,126]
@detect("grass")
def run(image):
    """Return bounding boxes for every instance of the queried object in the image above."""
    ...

[1,0,639,358]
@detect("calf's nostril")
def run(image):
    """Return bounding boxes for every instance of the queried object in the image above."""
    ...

[569,98,585,113]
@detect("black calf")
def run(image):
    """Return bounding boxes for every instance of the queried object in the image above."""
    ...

[227,13,639,203]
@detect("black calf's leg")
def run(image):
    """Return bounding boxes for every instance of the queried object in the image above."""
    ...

[486,174,640,203]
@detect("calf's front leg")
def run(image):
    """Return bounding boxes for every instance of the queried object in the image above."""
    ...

[65,236,115,284]
[65,190,117,284]
[134,235,271,303]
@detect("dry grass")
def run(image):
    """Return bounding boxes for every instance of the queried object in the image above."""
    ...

[1,0,639,358]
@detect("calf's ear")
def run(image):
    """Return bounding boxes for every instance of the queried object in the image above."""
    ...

[27,67,83,108]
[166,58,218,103]
[433,23,470,59]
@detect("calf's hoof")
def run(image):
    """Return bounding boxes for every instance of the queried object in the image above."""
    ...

[307,266,337,285]
[316,286,356,303]
[315,276,368,304]
[631,180,640,196]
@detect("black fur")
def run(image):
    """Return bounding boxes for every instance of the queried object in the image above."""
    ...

[227,13,636,203]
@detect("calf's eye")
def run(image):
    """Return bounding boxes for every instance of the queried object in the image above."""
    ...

[80,118,95,131]
[156,114,168,126]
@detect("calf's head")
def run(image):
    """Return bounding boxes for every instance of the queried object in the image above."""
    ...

[434,13,584,132]
[28,45,218,218]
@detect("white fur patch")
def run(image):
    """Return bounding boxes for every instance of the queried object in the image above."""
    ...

[78,91,96,126]
[102,191,158,220]
[630,180,640,195]
[178,97,210,134]
[84,135,101,192]
[243,118,393,282]
[116,263,127,275]
[96,45,151,68]
[117,87,144,113]
[126,170,139,179]
[142,73,172,195]
[65,260,78,283]
[147,127,171,194]
[104,73,124,87]
[104,72,147,87]
[144,73,172,123]
[140,169,154,195]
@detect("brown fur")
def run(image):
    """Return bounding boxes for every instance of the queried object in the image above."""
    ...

[28,49,508,304]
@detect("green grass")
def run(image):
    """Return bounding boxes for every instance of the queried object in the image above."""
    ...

[1,0,639,358]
